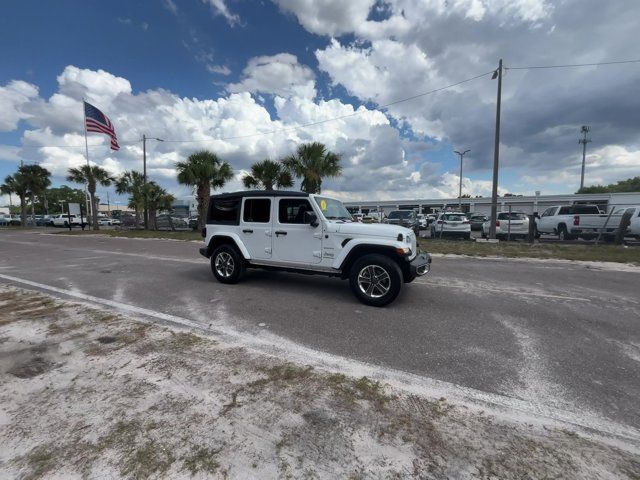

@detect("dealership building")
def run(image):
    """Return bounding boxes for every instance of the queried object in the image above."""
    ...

[343,192,640,216]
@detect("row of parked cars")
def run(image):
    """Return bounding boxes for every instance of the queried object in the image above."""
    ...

[354,204,640,241]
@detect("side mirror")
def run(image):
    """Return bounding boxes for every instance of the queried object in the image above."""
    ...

[303,211,319,227]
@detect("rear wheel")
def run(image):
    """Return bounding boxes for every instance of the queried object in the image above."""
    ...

[557,224,574,241]
[349,254,403,307]
[211,245,245,284]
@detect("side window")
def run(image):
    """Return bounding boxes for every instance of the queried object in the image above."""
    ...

[279,198,312,224]
[558,206,571,215]
[625,208,635,216]
[243,199,271,223]
[541,208,553,217]
[209,197,241,225]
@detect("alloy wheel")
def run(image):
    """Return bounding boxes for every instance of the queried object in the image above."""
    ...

[357,265,391,298]
[215,252,235,278]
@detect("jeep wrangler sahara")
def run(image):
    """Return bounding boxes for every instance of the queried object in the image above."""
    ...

[199,191,431,307]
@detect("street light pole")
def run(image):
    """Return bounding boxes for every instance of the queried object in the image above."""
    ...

[454,149,470,210]
[142,134,164,230]
[489,59,503,240]
[579,125,591,191]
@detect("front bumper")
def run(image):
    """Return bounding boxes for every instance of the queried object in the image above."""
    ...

[199,246,209,258]
[409,252,431,276]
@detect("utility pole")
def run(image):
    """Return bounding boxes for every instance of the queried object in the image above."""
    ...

[143,134,148,229]
[489,59,503,239]
[579,125,591,191]
[454,149,470,210]
[142,134,164,230]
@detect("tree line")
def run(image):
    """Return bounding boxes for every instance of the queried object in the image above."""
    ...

[1,141,341,231]
[576,176,640,194]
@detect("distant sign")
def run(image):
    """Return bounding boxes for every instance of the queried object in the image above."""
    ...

[68,203,81,216]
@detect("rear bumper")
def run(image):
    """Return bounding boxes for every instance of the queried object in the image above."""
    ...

[409,252,431,277]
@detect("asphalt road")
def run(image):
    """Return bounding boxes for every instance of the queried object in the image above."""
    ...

[1,229,639,434]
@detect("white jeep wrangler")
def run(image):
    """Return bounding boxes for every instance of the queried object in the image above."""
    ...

[199,191,431,307]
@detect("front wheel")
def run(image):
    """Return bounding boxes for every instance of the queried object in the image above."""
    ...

[211,245,245,284]
[349,254,403,307]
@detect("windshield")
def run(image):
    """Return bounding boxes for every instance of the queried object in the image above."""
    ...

[498,212,527,220]
[443,213,466,221]
[314,196,352,221]
[388,211,412,219]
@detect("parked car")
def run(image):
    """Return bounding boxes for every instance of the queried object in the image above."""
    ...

[156,215,189,230]
[535,204,623,240]
[431,212,471,239]
[469,214,488,231]
[0,214,10,226]
[416,214,428,230]
[199,191,431,307]
[51,214,84,227]
[383,210,420,235]
[482,212,530,240]
[626,207,640,239]
[8,214,22,226]
[98,218,121,226]
[188,216,199,230]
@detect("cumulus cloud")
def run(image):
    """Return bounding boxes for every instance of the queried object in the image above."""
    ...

[227,53,316,99]
[0,80,39,131]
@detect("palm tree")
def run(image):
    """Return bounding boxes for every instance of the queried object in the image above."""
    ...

[145,182,175,230]
[66,164,113,230]
[282,142,342,194]
[115,171,145,228]
[20,165,51,221]
[242,159,293,190]
[176,150,233,230]
[1,173,28,226]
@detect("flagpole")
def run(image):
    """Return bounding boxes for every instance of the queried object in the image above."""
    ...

[82,99,92,224]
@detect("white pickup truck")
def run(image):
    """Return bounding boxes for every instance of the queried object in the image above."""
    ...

[535,204,624,240]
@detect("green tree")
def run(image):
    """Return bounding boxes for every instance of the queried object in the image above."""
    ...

[145,182,175,230]
[577,176,640,194]
[242,159,293,190]
[115,170,145,228]
[1,172,29,226]
[20,165,51,220]
[66,164,113,230]
[282,142,341,194]
[37,186,86,214]
[176,150,233,230]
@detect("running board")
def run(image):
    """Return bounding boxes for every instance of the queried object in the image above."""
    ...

[248,260,342,277]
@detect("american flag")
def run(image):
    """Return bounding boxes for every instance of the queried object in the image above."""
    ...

[84,101,120,151]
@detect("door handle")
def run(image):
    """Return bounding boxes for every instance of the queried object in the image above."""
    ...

[242,229,253,233]
[275,230,287,236]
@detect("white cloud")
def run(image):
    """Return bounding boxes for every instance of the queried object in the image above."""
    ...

[202,0,240,26]
[207,64,232,75]
[227,53,316,99]
[162,0,178,15]
[0,80,39,131]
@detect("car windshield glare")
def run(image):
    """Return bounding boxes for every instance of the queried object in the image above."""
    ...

[388,211,412,219]
[497,212,527,220]
[314,196,352,221]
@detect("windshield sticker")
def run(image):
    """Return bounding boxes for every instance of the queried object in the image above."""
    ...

[320,199,327,211]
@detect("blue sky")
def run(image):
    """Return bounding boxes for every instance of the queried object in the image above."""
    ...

[1,0,639,204]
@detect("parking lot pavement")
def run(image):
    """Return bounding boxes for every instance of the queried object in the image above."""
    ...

[1,230,639,434]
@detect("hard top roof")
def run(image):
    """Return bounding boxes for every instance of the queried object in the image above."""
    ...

[211,190,309,199]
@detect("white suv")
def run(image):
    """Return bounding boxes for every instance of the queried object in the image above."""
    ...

[199,191,431,307]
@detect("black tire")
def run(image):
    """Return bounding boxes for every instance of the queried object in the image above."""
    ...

[557,224,574,241]
[210,245,245,284]
[464,233,471,240]
[349,254,403,307]
[534,226,541,239]
[63,221,69,227]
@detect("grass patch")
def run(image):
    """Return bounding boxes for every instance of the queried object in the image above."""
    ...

[54,229,201,241]
[327,374,394,410]
[419,239,640,264]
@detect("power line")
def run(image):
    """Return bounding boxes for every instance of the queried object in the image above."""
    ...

[507,59,640,70]
[11,70,494,149]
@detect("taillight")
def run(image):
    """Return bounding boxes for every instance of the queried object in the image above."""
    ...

[573,215,579,226]
[437,220,443,224]
[463,220,470,224]
[496,221,501,227]
[201,227,206,238]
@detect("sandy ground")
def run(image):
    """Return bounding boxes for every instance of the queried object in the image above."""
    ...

[0,284,639,479]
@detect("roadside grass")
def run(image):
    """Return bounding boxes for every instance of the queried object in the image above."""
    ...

[2,285,639,479]
[53,229,202,241]
[419,238,640,264]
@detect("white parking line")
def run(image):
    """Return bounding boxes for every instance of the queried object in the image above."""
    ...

[1,272,639,449]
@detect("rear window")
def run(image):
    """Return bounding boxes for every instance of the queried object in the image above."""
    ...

[243,198,271,223]
[388,211,412,219]
[573,205,601,214]
[497,212,527,220]
[443,214,466,221]
[208,197,241,225]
